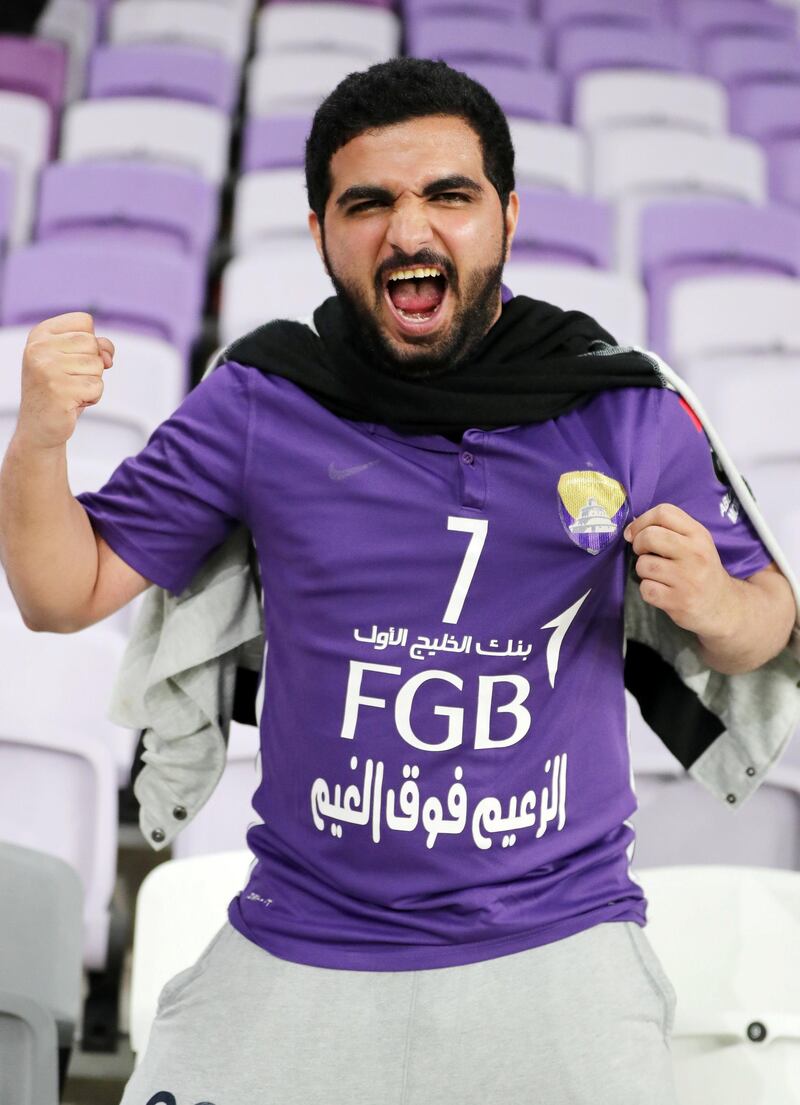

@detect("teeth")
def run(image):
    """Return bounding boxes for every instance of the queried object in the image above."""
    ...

[387,266,443,282]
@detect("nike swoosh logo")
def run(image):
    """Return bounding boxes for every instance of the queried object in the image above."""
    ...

[328,460,381,480]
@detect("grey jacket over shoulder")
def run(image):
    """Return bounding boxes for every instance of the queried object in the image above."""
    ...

[105,351,800,850]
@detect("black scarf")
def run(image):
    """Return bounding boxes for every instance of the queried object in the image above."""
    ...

[221,293,664,435]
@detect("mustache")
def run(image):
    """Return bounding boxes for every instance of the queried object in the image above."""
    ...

[374,250,458,293]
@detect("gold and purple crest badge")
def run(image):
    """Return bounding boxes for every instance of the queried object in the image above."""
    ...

[557,470,629,555]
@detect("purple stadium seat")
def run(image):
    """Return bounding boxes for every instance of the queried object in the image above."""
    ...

[674,0,796,42]
[702,35,800,90]
[88,43,239,113]
[510,188,614,267]
[402,0,528,17]
[555,25,698,84]
[0,35,67,155]
[730,83,800,143]
[0,164,12,255]
[0,240,205,361]
[406,13,545,68]
[36,161,219,257]
[768,140,800,209]
[640,199,800,357]
[241,113,311,172]
[455,61,564,122]
[540,0,664,33]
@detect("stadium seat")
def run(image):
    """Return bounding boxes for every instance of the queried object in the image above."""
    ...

[510,119,587,191]
[256,1,400,60]
[702,34,800,90]
[0,90,51,245]
[456,61,564,123]
[88,42,239,112]
[574,70,728,134]
[0,164,12,256]
[241,113,311,171]
[539,0,664,33]
[406,13,545,68]
[746,457,800,580]
[674,0,796,42]
[61,96,231,185]
[555,25,698,85]
[128,850,254,1060]
[0,842,83,1062]
[639,199,800,356]
[108,0,251,64]
[232,168,311,252]
[171,722,263,860]
[636,866,800,1103]
[37,161,219,258]
[731,82,800,144]
[0,991,59,1105]
[0,34,67,154]
[768,140,800,210]
[218,241,334,346]
[246,50,368,115]
[402,0,526,16]
[0,613,122,968]
[502,261,646,345]
[510,188,614,267]
[0,240,205,362]
[36,0,98,102]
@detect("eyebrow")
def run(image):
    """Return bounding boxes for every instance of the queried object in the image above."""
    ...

[335,175,484,209]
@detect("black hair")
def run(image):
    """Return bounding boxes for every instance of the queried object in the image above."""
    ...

[305,57,515,223]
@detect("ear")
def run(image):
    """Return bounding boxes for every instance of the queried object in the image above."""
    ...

[308,210,327,271]
[503,191,520,262]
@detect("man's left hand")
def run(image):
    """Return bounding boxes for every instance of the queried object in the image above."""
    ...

[623,502,734,638]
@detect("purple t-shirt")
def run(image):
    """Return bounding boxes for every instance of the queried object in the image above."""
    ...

[77,360,772,971]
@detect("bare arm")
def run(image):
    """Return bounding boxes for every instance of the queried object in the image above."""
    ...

[625,503,797,676]
[0,312,152,633]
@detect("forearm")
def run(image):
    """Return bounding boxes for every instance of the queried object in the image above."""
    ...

[0,433,98,631]
[697,568,797,676]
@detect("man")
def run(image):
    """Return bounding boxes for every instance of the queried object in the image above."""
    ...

[0,59,796,1105]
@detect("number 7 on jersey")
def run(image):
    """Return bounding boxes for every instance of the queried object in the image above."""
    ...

[443,516,488,624]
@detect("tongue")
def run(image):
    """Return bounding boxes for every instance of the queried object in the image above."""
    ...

[390,278,443,313]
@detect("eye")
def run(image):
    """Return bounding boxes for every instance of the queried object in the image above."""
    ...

[348,199,387,214]
[435,191,471,203]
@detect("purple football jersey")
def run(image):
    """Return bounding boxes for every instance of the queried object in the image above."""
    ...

[77,359,772,970]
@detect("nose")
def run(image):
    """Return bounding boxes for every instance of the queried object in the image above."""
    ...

[386,195,434,256]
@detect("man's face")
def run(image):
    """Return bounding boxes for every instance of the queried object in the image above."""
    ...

[309,115,519,377]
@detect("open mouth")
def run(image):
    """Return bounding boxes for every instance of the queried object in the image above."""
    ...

[384,265,449,333]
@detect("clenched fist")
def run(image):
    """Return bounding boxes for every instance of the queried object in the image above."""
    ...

[17,312,114,450]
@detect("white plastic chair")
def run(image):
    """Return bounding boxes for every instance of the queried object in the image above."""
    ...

[246,50,367,116]
[510,119,587,192]
[219,241,334,346]
[129,849,254,1059]
[256,2,400,60]
[61,97,231,185]
[502,260,646,346]
[635,866,800,1104]
[0,92,51,245]
[109,0,251,63]
[171,722,263,859]
[36,0,97,101]
[0,614,123,969]
[232,168,310,252]
[574,70,728,134]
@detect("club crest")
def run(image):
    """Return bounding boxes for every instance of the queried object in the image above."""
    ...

[557,470,629,555]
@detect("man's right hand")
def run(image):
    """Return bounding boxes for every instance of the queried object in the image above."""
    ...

[17,312,115,450]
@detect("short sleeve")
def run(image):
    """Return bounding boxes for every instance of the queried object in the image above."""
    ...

[76,360,250,595]
[649,389,773,580]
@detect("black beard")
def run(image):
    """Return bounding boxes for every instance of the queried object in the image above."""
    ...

[320,236,507,381]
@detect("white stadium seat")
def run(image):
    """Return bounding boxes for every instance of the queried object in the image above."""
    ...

[246,50,367,116]
[510,119,588,192]
[109,0,251,63]
[574,70,728,135]
[256,2,400,61]
[502,260,646,346]
[232,169,311,252]
[60,97,231,185]
[219,242,334,347]
[36,0,97,101]
[0,91,51,245]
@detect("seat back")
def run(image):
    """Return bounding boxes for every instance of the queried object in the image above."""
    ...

[575,70,727,133]
[731,82,800,144]
[0,90,51,245]
[242,113,311,172]
[456,62,564,122]
[88,42,239,112]
[108,0,250,63]
[0,991,58,1105]
[555,24,698,83]
[129,850,254,1058]
[703,34,800,89]
[246,50,370,115]
[510,119,587,191]
[232,168,312,251]
[256,2,400,60]
[511,188,613,267]
[407,13,544,68]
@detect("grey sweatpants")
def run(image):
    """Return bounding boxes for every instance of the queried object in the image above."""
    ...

[121,920,679,1105]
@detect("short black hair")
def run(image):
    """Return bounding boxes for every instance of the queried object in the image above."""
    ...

[305,57,515,223]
